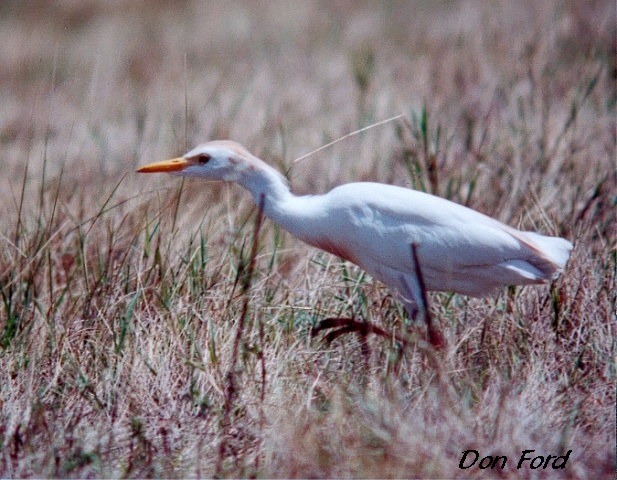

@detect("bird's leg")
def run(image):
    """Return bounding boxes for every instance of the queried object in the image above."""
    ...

[311,317,370,374]
[401,302,445,350]
[312,316,410,349]
[312,243,447,351]
[313,317,391,342]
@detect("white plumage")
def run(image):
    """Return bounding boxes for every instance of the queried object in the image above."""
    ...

[137,140,572,320]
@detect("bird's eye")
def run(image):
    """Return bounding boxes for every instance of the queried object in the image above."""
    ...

[197,154,211,165]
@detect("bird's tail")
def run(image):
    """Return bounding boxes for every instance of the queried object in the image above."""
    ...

[516,231,573,280]
[526,232,572,267]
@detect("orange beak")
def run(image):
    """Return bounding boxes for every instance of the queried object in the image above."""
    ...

[136,157,188,173]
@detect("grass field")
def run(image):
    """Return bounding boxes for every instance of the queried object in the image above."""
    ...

[0,1,615,477]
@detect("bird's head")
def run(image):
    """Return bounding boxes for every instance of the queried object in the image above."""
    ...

[136,141,256,182]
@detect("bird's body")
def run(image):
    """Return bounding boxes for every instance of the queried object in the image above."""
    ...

[138,141,572,319]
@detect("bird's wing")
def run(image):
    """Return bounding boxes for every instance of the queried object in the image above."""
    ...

[304,183,569,295]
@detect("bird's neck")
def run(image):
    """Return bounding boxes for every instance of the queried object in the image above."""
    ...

[236,161,324,249]
[236,164,296,223]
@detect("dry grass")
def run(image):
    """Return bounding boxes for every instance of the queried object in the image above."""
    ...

[0,1,615,477]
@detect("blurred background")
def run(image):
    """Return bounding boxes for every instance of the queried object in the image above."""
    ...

[2,1,613,192]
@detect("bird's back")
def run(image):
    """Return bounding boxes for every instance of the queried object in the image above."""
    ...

[295,182,572,296]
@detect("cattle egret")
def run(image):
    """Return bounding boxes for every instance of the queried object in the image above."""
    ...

[137,141,572,331]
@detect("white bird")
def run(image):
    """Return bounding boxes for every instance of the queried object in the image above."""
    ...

[137,141,572,335]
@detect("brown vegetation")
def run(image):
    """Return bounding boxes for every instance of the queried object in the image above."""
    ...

[0,1,614,477]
